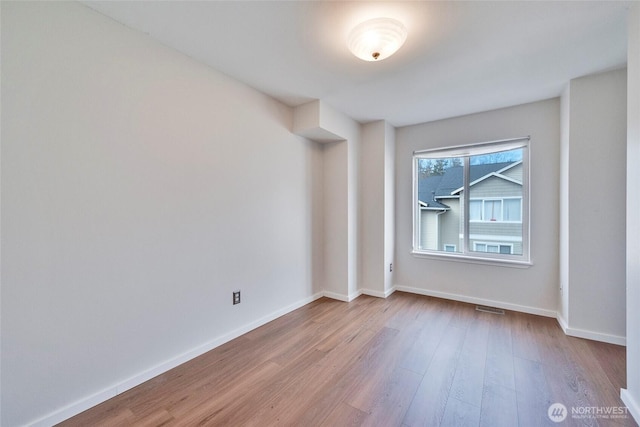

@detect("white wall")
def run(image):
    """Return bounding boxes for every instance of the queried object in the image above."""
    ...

[293,100,361,301]
[360,122,386,295]
[622,3,640,423]
[322,140,349,297]
[0,2,323,426]
[383,122,396,295]
[395,99,560,316]
[559,85,571,325]
[560,68,627,344]
[360,121,395,297]
[346,115,361,299]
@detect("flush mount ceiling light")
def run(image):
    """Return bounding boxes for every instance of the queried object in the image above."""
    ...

[347,17,408,62]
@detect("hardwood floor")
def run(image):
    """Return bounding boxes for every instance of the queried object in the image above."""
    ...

[59,292,637,427]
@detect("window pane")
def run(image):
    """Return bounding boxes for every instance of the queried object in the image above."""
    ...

[503,198,521,221]
[416,156,463,253]
[413,139,528,261]
[469,200,482,220]
[483,200,502,221]
[469,148,523,255]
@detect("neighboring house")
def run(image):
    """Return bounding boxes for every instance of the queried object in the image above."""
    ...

[418,161,523,254]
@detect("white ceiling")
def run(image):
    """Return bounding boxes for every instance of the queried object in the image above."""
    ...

[84,1,630,127]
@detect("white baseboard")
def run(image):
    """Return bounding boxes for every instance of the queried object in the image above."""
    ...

[28,292,324,427]
[322,290,361,302]
[395,285,557,318]
[360,286,396,299]
[324,287,396,301]
[556,313,626,346]
[556,312,570,332]
[30,387,118,427]
[621,389,640,425]
[395,285,626,346]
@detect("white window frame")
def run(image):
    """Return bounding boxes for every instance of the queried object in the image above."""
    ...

[412,137,531,267]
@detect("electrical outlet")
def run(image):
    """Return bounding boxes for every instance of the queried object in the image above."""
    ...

[233,291,241,305]
[390,263,393,272]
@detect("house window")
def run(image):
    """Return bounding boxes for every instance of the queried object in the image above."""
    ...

[474,242,513,254]
[469,198,522,222]
[413,137,530,264]
[503,198,522,221]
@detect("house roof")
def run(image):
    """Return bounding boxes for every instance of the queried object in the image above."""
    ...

[418,161,518,205]
[419,199,451,210]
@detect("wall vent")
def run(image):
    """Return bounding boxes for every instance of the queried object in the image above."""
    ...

[475,305,505,315]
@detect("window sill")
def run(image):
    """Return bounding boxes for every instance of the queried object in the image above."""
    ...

[411,250,532,269]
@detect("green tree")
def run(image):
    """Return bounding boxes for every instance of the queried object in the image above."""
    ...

[432,159,447,175]
[418,159,433,177]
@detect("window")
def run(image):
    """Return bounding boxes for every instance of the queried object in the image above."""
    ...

[470,198,522,222]
[413,137,530,264]
[503,198,522,221]
[474,242,513,254]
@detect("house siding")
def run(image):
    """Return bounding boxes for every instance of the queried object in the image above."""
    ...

[440,198,461,250]
[470,222,523,254]
[470,175,522,199]
[501,163,523,182]
[420,210,439,250]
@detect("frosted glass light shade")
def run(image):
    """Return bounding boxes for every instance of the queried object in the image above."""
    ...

[347,18,408,62]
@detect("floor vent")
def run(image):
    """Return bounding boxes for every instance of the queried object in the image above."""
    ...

[476,305,505,315]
